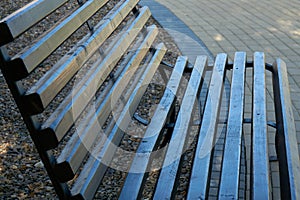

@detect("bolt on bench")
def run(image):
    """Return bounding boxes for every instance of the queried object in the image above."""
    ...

[0,0,299,199]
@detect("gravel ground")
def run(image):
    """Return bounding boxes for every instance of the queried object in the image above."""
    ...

[0,0,182,199]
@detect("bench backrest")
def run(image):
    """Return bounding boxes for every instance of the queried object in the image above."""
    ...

[0,0,166,198]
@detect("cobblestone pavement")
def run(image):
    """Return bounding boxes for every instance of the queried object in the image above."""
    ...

[143,0,300,199]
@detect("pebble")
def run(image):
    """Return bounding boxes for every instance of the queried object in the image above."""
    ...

[34,161,44,168]
[18,174,24,180]
[45,186,53,192]
[11,165,17,170]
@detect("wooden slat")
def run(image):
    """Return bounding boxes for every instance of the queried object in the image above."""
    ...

[9,0,112,78]
[0,0,68,45]
[153,56,207,199]
[187,53,227,200]
[252,52,270,199]
[54,26,158,182]
[219,52,246,199]
[272,59,300,200]
[70,43,167,199]
[119,56,188,199]
[24,0,140,113]
[35,7,151,150]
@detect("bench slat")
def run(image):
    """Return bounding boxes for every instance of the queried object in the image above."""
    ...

[252,52,270,199]
[219,52,246,199]
[70,43,167,199]
[9,0,112,79]
[187,53,227,200]
[272,59,300,199]
[54,26,158,182]
[36,7,151,150]
[0,0,68,45]
[24,0,139,113]
[119,56,188,199]
[153,56,207,199]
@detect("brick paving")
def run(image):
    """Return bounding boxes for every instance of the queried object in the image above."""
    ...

[142,0,300,199]
[154,0,300,145]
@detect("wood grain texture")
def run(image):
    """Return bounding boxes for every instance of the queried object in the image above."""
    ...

[153,56,207,200]
[187,53,227,200]
[24,0,140,113]
[119,56,188,199]
[272,58,300,200]
[251,52,270,200]
[0,0,68,45]
[10,0,111,76]
[37,7,151,150]
[54,26,158,182]
[219,52,246,199]
[70,43,167,199]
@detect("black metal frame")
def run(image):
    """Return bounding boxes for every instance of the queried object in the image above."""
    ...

[0,46,71,198]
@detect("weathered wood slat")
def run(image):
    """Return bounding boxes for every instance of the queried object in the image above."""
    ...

[1,1,298,196]
[36,7,151,150]
[70,43,167,199]
[9,0,112,79]
[119,56,188,199]
[218,52,246,199]
[252,52,270,199]
[187,53,227,200]
[0,0,68,45]
[24,0,140,113]
[272,59,300,200]
[54,26,158,182]
[153,56,207,199]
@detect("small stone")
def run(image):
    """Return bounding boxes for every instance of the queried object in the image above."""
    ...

[18,174,24,179]
[11,165,17,170]
[34,161,44,168]
[45,186,53,191]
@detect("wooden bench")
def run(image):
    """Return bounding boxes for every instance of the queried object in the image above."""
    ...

[0,0,299,199]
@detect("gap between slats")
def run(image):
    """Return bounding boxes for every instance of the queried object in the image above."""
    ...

[119,56,188,199]
[153,55,207,199]
[24,0,140,114]
[35,7,151,150]
[70,43,167,199]
[187,53,227,200]
[54,26,159,182]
